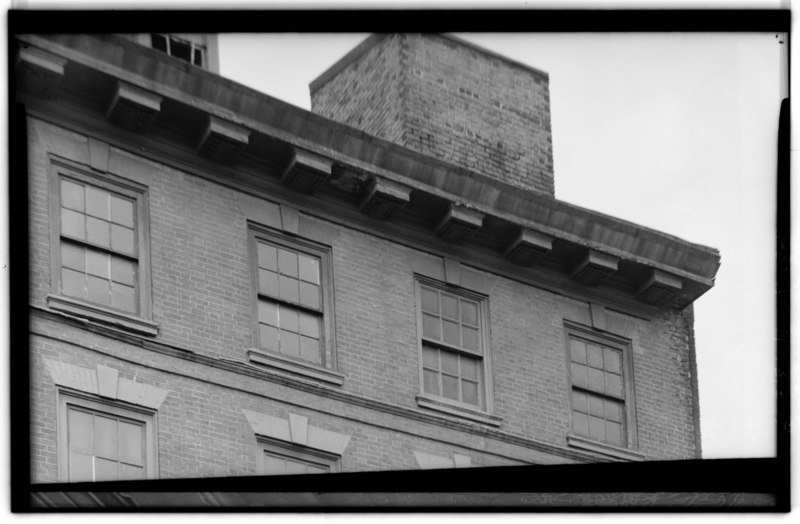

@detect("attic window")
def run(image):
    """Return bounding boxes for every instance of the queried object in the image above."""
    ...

[150,34,204,68]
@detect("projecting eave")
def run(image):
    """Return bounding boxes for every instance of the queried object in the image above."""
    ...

[15,33,720,314]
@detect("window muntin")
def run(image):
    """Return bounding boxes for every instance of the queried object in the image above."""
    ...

[150,34,205,67]
[417,280,488,410]
[56,172,143,315]
[257,440,339,476]
[251,227,333,369]
[567,330,632,448]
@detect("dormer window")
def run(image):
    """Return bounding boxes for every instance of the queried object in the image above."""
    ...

[150,34,204,68]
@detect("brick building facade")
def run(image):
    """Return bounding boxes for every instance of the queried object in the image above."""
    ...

[18,33,719,489]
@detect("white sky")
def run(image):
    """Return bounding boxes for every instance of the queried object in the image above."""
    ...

[219,31,781,459]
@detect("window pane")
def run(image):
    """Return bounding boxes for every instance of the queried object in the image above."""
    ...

[62,268,86,298]
[118,421,143,466]
[462,380,479,406]
[605,373,623,398]
[258,243,278,271]
[306,463,330,474]
[570,338,587,364]
[587,344,604,369]
[61,179,85,211]
[300,336,321,364]
[110,257,136,286]
[120,464,145,480]
[588,394,605,417]
[61,242,85,271]
[441,375,459,401]
[285,458,307,475]
[258,269,279,297]
[420,287,438,314]
[87,275,111,306]
[279,275,299,303]
[170,37,192,62]
[68,408,94,452]
[423,369,440,395]
[442,319,460,346]
[94,457,119,481]
[571,389,588,413]
[422,313,440,340]
[605,399,622,423]
[589,416,605,441]
[298,254,320,284]
[278,249,298,277]
[299,282,320,310]
[85,186,109,219]
[299,311,320,338]
[258,300,278,326]
[111,283,136,312]
[441,351,458,375]
[263,453,286,475]
[588,367,605,392]
[460,300,477,325]
[259,325,278,351]
[441,294,458,320]
[460,356,478,380]
[68,452,94,482]
[571,363,588,388]
[111,224,135,255]
[280,330,299,357]
[604,348,621,374]
[86,249,109,277]
[151,33,168,52]
[462,326,479,351]
[94,415,118,459]
[110,196,134,227]
[280,306,299,333]
[422,345,439,369]
[87,217,110,248]
[573,412,589,436]
[193,48,204,67]
[61,208,85,240]
[606,421,623,446]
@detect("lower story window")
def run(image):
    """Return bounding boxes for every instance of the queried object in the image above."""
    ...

[58,393,157,482]
[257,439,339,475]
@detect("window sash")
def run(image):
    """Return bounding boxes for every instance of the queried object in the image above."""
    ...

[421,344,484,408]
[257,439,340,475]
[249,226,334,371]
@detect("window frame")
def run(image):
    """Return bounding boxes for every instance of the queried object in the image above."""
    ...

[247,223,341,384]
[414,275,496,421]
[256,437,341,475]
[563,321,640,456]
[57,390,158,483]
[150,33,205,68]
[47,157,156,336]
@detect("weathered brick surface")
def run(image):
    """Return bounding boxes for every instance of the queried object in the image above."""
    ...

[28,89,698,481]
[311,34,555,196]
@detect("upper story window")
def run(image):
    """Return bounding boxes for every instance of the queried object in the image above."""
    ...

[566,324,638,451]
[415,277,492,413]
[150,34,205,67]
[248,224,339,383]
[58,393,157,482]
[48,160,156,336]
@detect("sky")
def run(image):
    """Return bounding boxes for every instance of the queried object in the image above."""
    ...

[219,31,782,459]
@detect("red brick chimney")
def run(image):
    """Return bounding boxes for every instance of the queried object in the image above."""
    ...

[310,34,555,197]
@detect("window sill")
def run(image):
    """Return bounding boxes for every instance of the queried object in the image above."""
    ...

[47,294,158,337]
[567,434,646,462]
[248,349,344,386]
[416,394,502,427]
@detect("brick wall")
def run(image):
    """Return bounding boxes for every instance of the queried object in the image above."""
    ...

[28,117,698,482]
[311,34,555,196]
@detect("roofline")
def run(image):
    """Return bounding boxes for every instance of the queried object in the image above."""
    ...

[309,33,549,94]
